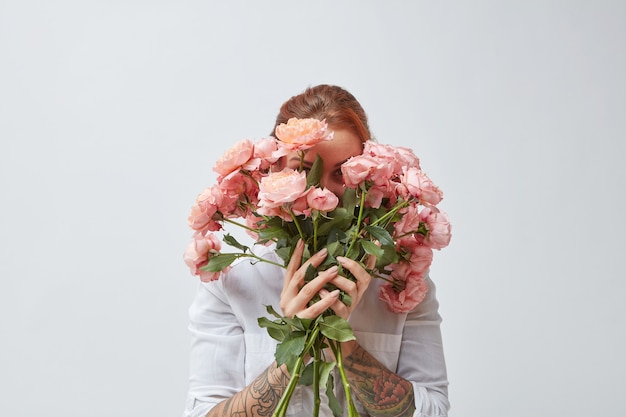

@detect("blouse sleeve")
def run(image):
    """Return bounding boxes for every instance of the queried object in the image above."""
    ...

[183,280,245,417]
[400,275,450,417]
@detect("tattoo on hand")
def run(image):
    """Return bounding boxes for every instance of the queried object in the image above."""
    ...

[343,348,416,417]
[216,366,290,417]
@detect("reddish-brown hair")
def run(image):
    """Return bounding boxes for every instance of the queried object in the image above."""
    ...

[272,84,372,143]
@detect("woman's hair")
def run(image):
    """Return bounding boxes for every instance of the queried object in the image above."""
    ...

[273,84,372,142]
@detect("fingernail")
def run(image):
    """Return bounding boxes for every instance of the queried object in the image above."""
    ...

[329,289,340,298]
[336,256,346,264]
[327,266,338,274]
[297,239,304,249]
[318,248,328,256]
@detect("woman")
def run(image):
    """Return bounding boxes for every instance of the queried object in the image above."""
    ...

[184,85,449,417]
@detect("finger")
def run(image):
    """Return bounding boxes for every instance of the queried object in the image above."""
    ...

[282,265,339,318]
[328,275,357,299]
[285,240,305,283]
[337,256,371,298]
[293,265,338,305]
[337,256,371,285]
[318,288,350,319]
[298,289,340,319]
[327,275,359,316]
[281,246,332,317]
[283,239,305,296]
[301,246,328,271]
[288,246,329,291]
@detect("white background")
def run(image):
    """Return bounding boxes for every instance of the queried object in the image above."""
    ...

[1,1,625,416]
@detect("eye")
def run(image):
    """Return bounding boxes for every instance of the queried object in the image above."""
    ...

[333,169,343,178]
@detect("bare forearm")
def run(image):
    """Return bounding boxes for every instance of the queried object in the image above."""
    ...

[341,341,416,417]
[206,363,290,417]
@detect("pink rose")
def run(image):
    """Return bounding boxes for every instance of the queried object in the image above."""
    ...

[274,118,333,152]
[393,204,421,236]
[218,171,259,217]
[368,163,396,188]
[386,240,432,276]
[183,233,224,282]
[393,146,421,170]
[363,141,420,176]
[378,261,429,313]
[341,155,380,188]
[257,168,308,209]
[253,137,280,170]
[399,167,443,205]
[342,153,396,191]
[188,186,223,233]
[256,204,292,221]
[385,260,413,283]
[408,243,433,274]
[417,207,452,250]
[364,185,386,209]
[306,187,339,212]
[213,139,255,178]
[363,141,398,160]
[244,212,266,241]
[363,142,402,174]
[291,191,312,217]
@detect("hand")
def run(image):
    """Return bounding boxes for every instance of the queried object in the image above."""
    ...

[280,240,374,321]
[280,240,341,319]
[318,254,373,320]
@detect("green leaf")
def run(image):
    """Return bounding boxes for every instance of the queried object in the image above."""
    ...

[275,332,306,366]
[325,240,342,258]
[319,315,355,342]
[317,208,355,236]
[266,327,289,342]
[274,245,292,265]
[299,317,314,330]
[340,293,352,307]
[376,244,400,269]
[222,233,249,252]
[417,221,429,237]
[342,187,358,215]
[282,316,311,332]
[258,316,290,342]
[299,362,314,386]
[284,355,301,375]
[364,225,395,247]
[257,317,288,331]
[324,228,342,246]
[258,224,292,242]
[344,239,364,261]
[360,239,385,259]
[326,374,343,417]
[304,264,317,284]
[202,253,238,272]
[273,236,310,266]
[264,305,283,319]
[319,242,343,269]
[318,360,337,388]
[306,154,324,187]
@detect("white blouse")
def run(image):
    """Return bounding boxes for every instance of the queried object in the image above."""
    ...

[183,245,450,417]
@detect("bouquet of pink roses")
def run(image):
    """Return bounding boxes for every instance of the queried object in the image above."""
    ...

[184,118,451,417]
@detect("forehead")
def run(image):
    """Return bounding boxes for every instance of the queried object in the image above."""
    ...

[301,129,363,165]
